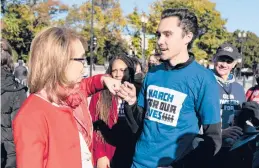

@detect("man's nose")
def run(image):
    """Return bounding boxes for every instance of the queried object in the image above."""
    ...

[157,36,164,47]
[222,62,228,66]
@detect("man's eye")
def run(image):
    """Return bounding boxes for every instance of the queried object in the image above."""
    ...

[165,32,171,37]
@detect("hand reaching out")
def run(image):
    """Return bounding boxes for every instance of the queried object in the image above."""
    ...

[222,126,243,141]
[102,76,121,95]
[117,81,137,105]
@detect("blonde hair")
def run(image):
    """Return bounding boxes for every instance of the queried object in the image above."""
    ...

[28,27,85,102]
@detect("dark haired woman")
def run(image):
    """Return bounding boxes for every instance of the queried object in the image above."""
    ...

[89,55,136,168]
[1,39,27,168]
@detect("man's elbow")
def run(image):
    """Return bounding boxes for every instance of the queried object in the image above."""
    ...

[213,129,222,155]
[203,122,222,155]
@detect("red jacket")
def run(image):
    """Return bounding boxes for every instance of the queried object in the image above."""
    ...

[246,85,259,103]
[89,92,118,166]
[13,75,104,168]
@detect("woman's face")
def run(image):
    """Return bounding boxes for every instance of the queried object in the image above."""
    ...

[65,39,86,83]
[135,64,142,74]
[111,59,128,81]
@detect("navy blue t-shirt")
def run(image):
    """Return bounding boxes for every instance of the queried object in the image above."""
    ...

[132,61,221,168]
[214,75,246,129]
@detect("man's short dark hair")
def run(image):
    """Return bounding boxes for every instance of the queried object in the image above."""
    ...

[161,8,198,49]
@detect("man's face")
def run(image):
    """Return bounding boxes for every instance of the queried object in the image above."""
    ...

[214,56,236,77]
[156,16,192,61]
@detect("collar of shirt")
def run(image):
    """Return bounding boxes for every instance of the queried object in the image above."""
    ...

[163,53,195,71]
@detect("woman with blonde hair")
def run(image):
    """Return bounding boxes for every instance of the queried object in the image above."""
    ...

[13,27,121,168]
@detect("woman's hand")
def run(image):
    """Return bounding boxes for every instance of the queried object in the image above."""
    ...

[101,76,121,95]
[97,156,110,168]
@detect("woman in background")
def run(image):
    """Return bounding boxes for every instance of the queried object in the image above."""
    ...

[1,39,27,168]
[90,55,136,168]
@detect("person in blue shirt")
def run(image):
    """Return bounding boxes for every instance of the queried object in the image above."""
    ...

[211,43,250,168]
[212,43,245,143]
[117,8,221,168]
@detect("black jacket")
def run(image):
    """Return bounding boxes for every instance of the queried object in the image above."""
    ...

[1,67,27,168]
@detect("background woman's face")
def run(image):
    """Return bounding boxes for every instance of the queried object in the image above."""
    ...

[111,59,128,81]
[135,64,142,74]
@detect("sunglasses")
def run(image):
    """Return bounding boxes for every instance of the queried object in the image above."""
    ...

[217,57,234,64]
[70,58,87,67]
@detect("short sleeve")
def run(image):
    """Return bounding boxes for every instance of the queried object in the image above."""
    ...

[195,75,221,125]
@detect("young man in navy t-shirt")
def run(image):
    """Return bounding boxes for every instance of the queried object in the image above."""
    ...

[118,8,221,168]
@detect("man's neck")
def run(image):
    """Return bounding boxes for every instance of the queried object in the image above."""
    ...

[221,74,229,81]
[215,71,230,82]
[168,50,189,66]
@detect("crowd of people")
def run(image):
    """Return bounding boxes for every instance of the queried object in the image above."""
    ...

[1,8,259,168]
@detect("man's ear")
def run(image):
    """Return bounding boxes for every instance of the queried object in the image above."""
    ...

[232,60,237,68]
[184,32,194,45]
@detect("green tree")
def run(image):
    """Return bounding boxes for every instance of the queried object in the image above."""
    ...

[2,4,34,59]
[65,0,128,64]
[127,0,230,61]
[1,0,68,60]
[126,7,143,58]
[229,30,259,68]
[32,0,68,34]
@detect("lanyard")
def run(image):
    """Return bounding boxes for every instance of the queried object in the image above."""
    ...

[221,82,232,96]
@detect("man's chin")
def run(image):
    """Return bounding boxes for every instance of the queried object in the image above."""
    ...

[217,71,229,77]
[160,54,168,61]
